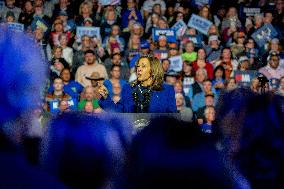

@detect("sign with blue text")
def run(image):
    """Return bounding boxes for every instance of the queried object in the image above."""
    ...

[252,24,278,47]
[234,70,257,87]
[8,23,24,32]
[76,26,101,43]
[152,28,176,43]
[188,14,212,35]
[171,20,187,38]
[169,56,183,72]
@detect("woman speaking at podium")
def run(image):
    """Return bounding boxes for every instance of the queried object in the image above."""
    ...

[99,54,177,113]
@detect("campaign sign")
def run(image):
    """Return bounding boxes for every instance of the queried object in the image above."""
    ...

[193,0,212,7]
[252,24,278,47]
[183,77,195,95]
[7,23,24,32]
[99,0,120,6]
[188,14,212,35]
[31,16,49,33]
[169,56,183,72]
[152,28,176,43]
[76,26,101,43]
[154,49,168,60]
[171,20,187,38]
[234,70,257,87]
[269,78,280,89]
[49,99,76,113]
[243,7,261,17]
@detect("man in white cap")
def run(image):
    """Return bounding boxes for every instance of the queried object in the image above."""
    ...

[204,35,223,64]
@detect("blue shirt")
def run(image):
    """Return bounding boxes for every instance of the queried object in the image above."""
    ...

[49,80,84,101]
[99,83,177,113]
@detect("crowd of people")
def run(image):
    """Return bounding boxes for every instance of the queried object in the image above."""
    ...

[1,0,284,129]
[0,0,284,188]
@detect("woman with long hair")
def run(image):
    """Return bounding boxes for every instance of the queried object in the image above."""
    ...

[99,55,177,113]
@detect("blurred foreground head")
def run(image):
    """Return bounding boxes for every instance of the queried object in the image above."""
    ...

[41,112,131,189]
[0,25,47,143]
[216,89,284,188]
[128,117,232,189]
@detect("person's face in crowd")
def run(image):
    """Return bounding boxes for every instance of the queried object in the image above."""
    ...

[175,94,184,107]
[34,0,43,7]
[54,48,62,58]
[203,81,212,93]
[237,35,245,45]
[60,69,71,83]
[215,68,223,79]
[205,96,214,106]
[151,14,159,25]
[25,1,34,13]
[85,88,95,101]
[167,7,174,16]
[127,0,136,9]
[34,28,44,41]
[132,34,140,46]
[59,100,69,112]
[82,4,91,15]
[176,12,184,21]
[196,70,206,83]
[6,0,15,8]
[107,10,116,22]
[112,54,121,65]
[141,48,150,54]
[208,25,217,35]
[59,35,68,47]
[269,55,280,69]
[222,49,231,59]
[162,59,170,72]
[240,61,249,70]
[34,6,43,15]
[84,101,94,113]
[174,82,183,93]
[206,107,215,122]
[246,39,255,49]
[264,12,273,24]
[136,58,152,82]
[251,78,259,89]
[54,61,64,72]
[197,49,206,60]
[280,77,284,90]
[84,20,93,26]
[169,48,178,56]
[166,76,177,85]
[276,0,284,11]
[111,26,120,36]
[6,16,15,23]
[185,42,194,53]
[200,6,210,18]
[187,28,196,35]
[53,78,64,91]
[85,52,96,64]
[112,82,121,95]
[132,25,142,35]
[254,15,263,27]
[82,36,91,48]
[91,79,104,88]
[217,8,226,19]
[227,78,237,90]
[210,39,219,48]
[59,0,68,6]
[153,4,162,15]
[183,63,192,74]
[54,22,64,32]
[158,38,167,47]
[227,7,237,17]
[111,66,121,79]
[271,42,279,51]
[158,19,167,29]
